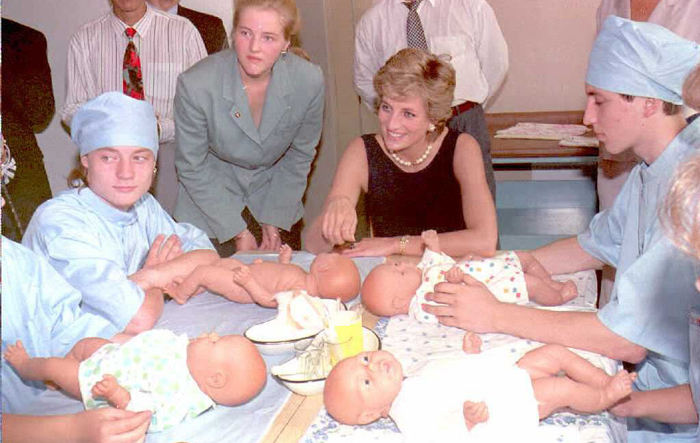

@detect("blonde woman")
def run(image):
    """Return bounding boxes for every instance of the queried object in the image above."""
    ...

[306,48,496,258]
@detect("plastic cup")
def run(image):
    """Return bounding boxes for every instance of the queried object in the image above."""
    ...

[327,310,363,363]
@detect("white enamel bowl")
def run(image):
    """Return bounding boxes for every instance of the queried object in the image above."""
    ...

[271,327,381,396]
[243,299,346,355]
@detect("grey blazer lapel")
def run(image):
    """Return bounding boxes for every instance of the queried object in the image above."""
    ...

[223,52,261,145]
[258,57,291,143]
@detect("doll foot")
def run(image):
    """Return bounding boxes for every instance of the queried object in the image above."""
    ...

[462,332,482,354]
[3,341,33,378]
[279,244,293,263]
[560,280,578,303]
[463,400,489,430]
[602,370,636,408]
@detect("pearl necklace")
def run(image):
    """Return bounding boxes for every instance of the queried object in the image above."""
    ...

[390,143,433,167]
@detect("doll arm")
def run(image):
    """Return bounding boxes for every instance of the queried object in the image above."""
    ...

[462,331,483,354]
[421,230,441,253]
[92,374,131,410]
[231,265,277,307]
[463,400,489,430]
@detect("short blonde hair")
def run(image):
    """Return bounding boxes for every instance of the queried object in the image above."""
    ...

[682,64,700,110]
[662,154,700,261]
[234,0,300,41]
[373,48,456,135]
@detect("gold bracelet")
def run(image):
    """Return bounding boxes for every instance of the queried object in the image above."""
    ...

[398,235,409,255]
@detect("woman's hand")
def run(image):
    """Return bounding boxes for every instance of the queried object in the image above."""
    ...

[259,224,282,252]
[75,408,151,443]
[341,237,398,257]
[321,196,357,246]
[235,229,258,252]
[142,234,182,269]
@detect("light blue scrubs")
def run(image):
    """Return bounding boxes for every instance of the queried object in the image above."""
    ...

[689,306,700,441]
[1,237,117,414]
[23,188,214,331]
[578,119,700,441]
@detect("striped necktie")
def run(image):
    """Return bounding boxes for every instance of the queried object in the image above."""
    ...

[123,28,145,100]
[405,0,429,51]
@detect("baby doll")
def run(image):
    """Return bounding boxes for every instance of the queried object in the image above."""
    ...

[133,245,361,307]
[323,337,636,443]
[361,230,578,321]
[4,329,267,432]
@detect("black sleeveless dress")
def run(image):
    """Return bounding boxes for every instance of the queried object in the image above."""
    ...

[364,129,467,237]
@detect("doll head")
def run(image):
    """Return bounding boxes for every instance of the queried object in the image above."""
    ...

[323,350,404,425]
[361,262,422,316]
[308,253,361,302]
[187,333,267,406]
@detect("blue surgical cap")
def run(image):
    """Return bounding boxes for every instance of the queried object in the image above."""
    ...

[71,92,159,157]
[587,16,700,105]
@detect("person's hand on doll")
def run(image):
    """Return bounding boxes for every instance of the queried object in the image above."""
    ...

[444,266,466,284]
[463,400,489,431]
[322,195,357,246]
[421,230,440,252]
[424,274,502,332]
[76,407,152,443]
[142,234,182,269]
[462,331,482,354]
[260,224,282,252]
[235,229,258,252]
[341,237,402,258]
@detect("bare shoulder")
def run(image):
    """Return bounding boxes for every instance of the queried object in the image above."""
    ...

[454,132,481,157]
[453,132,487,178]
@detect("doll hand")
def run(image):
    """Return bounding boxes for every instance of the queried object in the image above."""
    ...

[463,401,489,430]
[92,375,130,409]
[444,266,465,284]
[322,195,357,246]
[260,224,282,252]
[462,331,482,354]
[3,340,31,378]
[278,244,293,263]
[421,230,440,252]
[232,265,252,286]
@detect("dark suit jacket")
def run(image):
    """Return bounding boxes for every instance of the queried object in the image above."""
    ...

[177,5,229,55]
[1,18,55,241]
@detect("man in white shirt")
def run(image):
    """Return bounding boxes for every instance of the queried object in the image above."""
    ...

[61,0,207,214]
[354,0,509,201]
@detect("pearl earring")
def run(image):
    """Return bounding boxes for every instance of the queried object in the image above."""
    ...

[153,167,158,175]
[428,124,436,132]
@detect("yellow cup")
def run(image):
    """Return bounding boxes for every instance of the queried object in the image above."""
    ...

[327,310,364,364]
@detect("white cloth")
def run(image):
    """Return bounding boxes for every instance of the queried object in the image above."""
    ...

[409,250,529,323]
[596,0,700,43]
[61,4,207,143]
[390,355,540,443]
[353,0,508,109]
[78,330,214,432]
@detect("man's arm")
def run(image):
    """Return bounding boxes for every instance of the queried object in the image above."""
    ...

[353,13,382,110]
[474,1,509,103]
[61,33,96,127]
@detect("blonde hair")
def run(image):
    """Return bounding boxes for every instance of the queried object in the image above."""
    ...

[682,64,700,110]
[373,48,456,135]
[662,154,700,261]
[67,157,88,189]
[234,0,300,41]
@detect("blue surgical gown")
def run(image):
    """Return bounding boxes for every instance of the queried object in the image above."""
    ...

[1,237,117,414]
[23,188,214,331]
[579,118,700,441]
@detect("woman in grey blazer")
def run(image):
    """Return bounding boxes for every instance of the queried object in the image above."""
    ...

[174,0,324,255]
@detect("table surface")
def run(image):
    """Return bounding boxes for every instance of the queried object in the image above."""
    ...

[487,111,599,159]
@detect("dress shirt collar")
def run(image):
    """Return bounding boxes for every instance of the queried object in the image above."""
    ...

[79,187,139,227]
[639,118,700,181]
[109,3,155,39]
[392,0,436,8]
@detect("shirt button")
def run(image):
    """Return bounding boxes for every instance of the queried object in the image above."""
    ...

[234,111,241,118]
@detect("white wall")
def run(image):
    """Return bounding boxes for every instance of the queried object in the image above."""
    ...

[2,0,234,195]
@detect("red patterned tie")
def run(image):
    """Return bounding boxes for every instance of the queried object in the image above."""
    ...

[123,28,144,100]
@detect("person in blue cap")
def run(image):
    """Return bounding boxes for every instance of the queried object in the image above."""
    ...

[424,16,700,442]
[23,92,214,336]
[2,144,152,442]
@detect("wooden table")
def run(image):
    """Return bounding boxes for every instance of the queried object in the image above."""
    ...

[260,311,380,443]
[486,111,599,169]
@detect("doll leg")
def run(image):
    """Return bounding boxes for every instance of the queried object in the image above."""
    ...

[278,244,293,264]
[516,344,610,387]
[524,274,578,306]
[168,261,253,304]
[65,337,112,361]
[4,340,83,400]
[530,370,635,418]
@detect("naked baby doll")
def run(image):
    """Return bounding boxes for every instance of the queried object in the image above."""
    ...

[4,330,267,432]
[361,230,578,320]
[323,338,636,443]
[133,245,361,307]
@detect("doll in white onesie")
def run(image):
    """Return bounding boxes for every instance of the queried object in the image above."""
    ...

[323,336,636,443]
[362,230,578,323]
